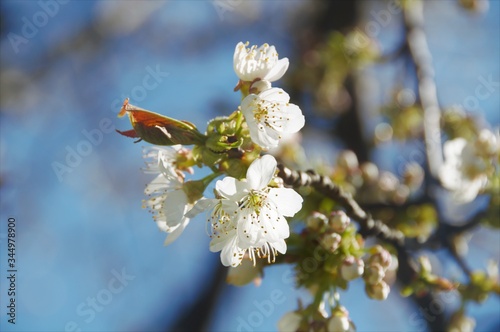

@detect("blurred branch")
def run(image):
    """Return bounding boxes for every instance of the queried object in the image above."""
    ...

[404,0,444,179]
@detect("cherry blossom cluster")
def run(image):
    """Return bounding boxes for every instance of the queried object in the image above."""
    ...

[117,40,498,332]
[439,128,499,203]
[129,42,306,268]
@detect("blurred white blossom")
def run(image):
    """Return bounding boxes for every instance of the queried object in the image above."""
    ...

[439,136,492,203]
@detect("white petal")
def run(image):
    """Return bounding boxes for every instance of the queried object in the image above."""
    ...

[210,227,237,252]
[246,155,277,190]
[210,231,245,267]
[246,115,280,149]
[259,88,290,103]
[237,209,263,247]
[241,94,259,112]
[144,174,175,195]
[216,177,249,201]
[185,198,217,218]
[163,217,190,245]
[260,205,290,241]
[270,238,287,254]
[280,104,305,133]
[263,58,289,82]
[269,188,303,217]
[162,189,189,227]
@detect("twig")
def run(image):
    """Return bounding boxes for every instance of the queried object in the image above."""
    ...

[404,0,443,180]
[277,165,417,274]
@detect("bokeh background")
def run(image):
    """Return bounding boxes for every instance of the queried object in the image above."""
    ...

[0,1,499,331]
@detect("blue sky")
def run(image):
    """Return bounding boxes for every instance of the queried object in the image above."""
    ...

[0,1,498,331]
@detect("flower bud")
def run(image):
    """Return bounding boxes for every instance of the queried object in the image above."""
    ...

[307,212,328,231]
[341,256,365,281]
[320,232,342,253]
[366,280,390,300]
[364,263,385,285]
[327,307,353,332]
[329,210,350,233]
[368,245,392,270]
[277,311,302,332]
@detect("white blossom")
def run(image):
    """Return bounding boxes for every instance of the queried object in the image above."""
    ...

[241,88,305,149]
[234,41,289,83]
[143,146,193,245]
[190,155,303,266]
[439,137,489,203]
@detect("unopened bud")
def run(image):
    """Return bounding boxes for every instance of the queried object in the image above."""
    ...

[364,263,385,285]
[320,232,342,252]
[341,256,365,281]
[327,307,353,332]
[307,212,328,231]
[327,315,350,332]
[368,245,392,269]
[366,280,390,300]
[329,210,350,233]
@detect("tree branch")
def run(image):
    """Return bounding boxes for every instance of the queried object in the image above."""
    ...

[404,0,444,180]
[277,164,454,331]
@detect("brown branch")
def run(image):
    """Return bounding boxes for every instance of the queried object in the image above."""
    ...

[277,164,417,274]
